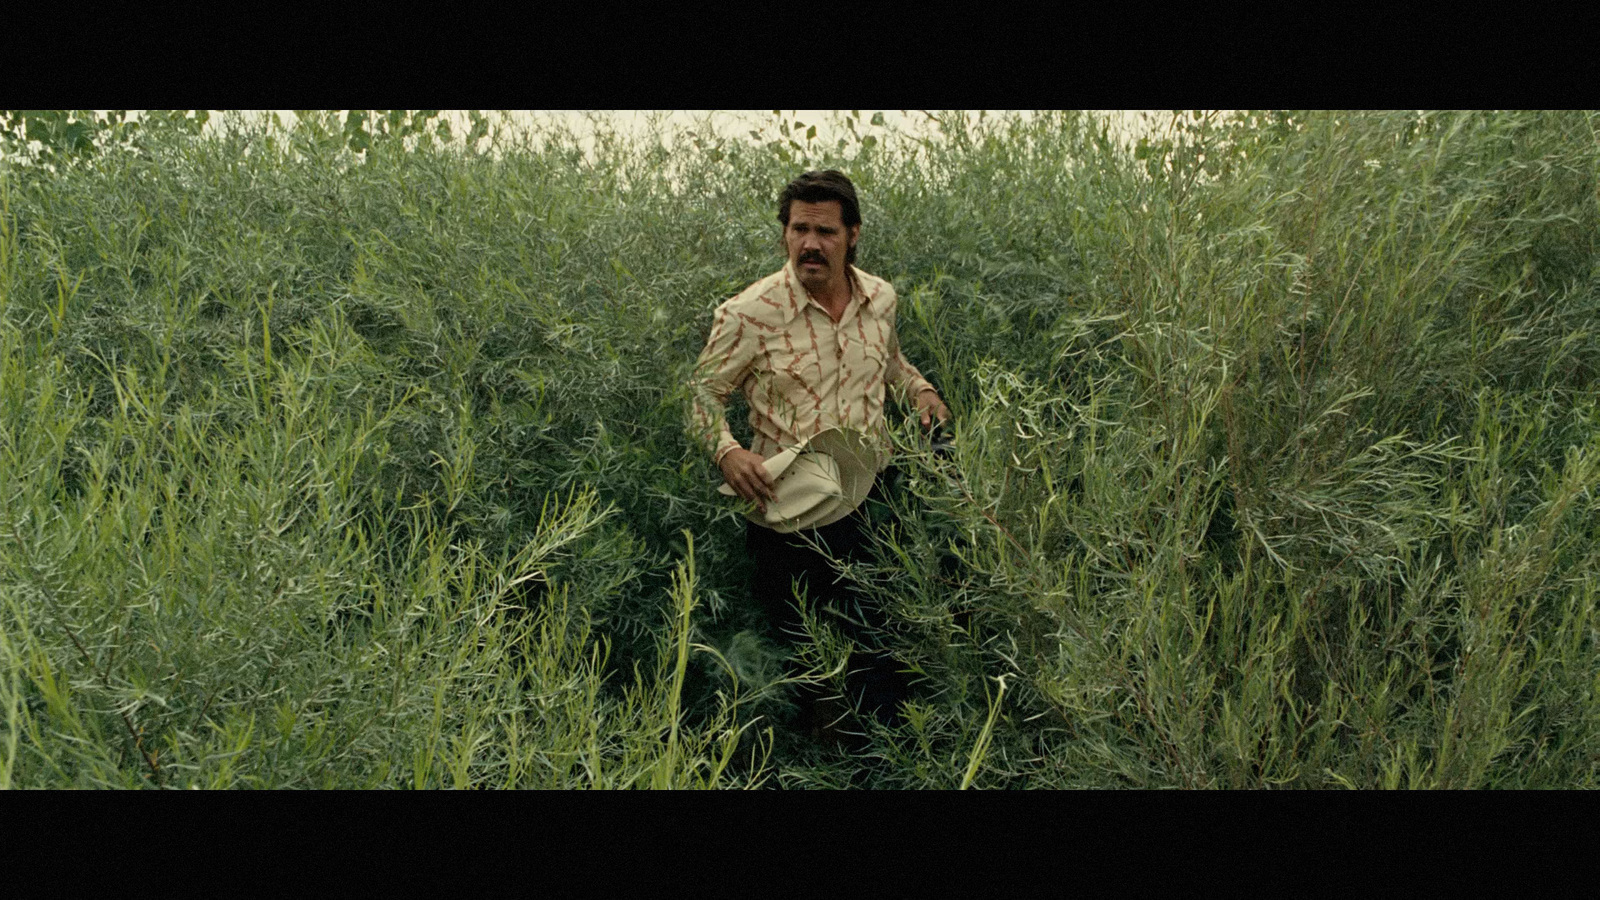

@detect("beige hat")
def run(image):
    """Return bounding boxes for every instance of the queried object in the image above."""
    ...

[718,427,879,533]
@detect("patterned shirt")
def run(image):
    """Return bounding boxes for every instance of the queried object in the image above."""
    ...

[688,262,937,471]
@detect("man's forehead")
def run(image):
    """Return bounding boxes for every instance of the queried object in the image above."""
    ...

[788,200,847,227]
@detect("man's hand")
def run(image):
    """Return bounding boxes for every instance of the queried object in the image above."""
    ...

[915,389,950,429]
[720,447,776,513]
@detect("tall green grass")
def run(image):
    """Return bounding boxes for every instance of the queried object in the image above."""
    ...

[1,109,1596,788]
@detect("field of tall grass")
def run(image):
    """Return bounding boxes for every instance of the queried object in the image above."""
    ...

[1,109,1596,788]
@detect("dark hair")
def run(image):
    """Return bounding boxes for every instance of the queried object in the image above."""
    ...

[778,170,861,265]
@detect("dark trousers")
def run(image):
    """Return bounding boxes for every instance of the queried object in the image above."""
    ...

[746,470,909,727]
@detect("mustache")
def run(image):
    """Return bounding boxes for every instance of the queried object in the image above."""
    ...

[798,252,827,265]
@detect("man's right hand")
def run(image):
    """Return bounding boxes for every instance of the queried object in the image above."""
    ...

[720,448,776,514]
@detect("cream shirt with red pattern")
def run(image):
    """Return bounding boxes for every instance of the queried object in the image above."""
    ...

[689,262,937,472]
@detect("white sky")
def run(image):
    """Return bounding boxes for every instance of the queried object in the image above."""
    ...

[210,109,1177,151]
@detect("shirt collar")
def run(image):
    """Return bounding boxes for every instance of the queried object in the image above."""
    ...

[778,262,872,322]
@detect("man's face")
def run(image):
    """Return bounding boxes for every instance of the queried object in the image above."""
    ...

[785,199,859,293]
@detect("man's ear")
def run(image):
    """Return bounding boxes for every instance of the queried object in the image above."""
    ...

[848,224,861,248]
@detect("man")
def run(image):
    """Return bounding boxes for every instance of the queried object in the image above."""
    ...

[688,169,949,737]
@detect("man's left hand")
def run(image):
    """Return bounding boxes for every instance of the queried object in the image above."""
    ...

[916,389,950,429]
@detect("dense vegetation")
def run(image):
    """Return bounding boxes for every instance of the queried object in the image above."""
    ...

[1,109,1596,788]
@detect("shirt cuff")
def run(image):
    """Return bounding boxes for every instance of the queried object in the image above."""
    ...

[713,438,742,467]
[903,378,938,403]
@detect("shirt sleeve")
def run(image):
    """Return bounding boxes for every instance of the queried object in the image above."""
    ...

[885,312,937,405]
[687,303,753,465]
